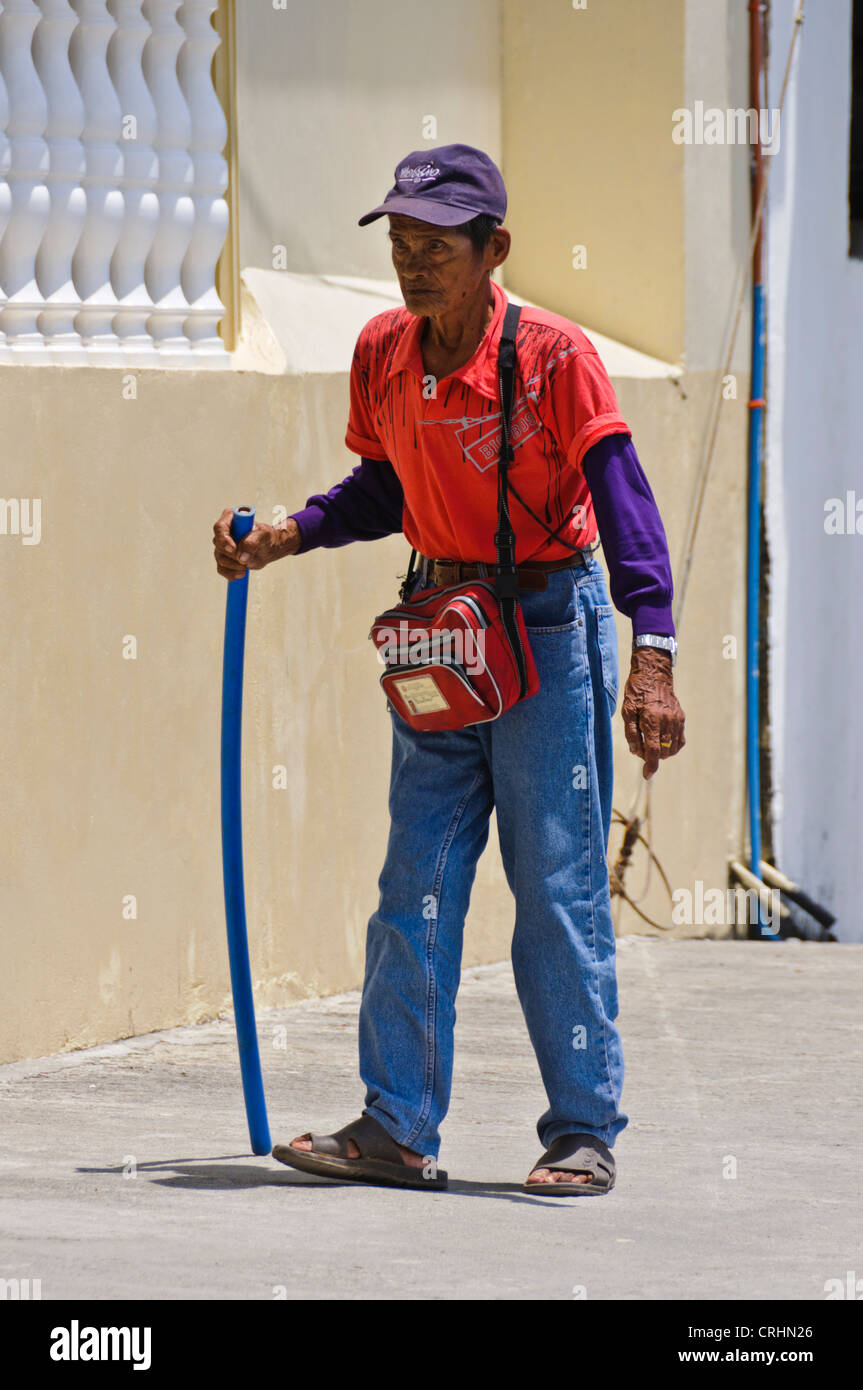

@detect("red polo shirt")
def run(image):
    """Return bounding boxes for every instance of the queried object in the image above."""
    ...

[345,278,630,564]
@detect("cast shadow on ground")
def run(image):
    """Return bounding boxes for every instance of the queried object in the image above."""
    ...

[76,1159,569,1205]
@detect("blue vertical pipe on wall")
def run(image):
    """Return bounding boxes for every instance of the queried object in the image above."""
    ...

[221,506,272,1154]
[746,286,769,937]
[747,0,773,940]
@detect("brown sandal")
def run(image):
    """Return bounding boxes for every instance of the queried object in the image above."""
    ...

[272,1113,448,1190]
[523,1132,616,1195]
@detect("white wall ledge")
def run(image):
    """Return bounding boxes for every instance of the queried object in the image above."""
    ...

[233,268,682,382]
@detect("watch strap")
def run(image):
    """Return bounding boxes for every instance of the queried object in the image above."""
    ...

[633,633,677,666]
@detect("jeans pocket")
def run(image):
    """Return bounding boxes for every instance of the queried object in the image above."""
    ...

[522,568,581,633]
[595,605,619,714]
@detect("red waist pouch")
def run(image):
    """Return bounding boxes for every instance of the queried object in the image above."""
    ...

[369,579,540,733]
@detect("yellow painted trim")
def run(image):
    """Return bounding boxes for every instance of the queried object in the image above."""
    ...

[213,0,239,353]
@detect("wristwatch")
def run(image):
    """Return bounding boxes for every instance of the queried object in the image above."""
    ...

[632,633,678,668]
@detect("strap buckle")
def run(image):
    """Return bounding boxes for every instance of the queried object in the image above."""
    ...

[494,568,520,600]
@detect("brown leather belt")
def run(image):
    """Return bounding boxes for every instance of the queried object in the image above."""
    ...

[419,549,591,592]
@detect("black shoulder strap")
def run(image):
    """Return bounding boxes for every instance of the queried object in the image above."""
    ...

[495,299,522,587]
[398,295,530,652]
[495,301,529,697]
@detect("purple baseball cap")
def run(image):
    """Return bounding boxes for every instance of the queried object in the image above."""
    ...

[358,143,507,227]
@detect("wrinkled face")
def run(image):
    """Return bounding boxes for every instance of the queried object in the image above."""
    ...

[387,214,487,316]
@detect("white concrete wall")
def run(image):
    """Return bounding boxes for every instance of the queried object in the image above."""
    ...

[766,0,863,939]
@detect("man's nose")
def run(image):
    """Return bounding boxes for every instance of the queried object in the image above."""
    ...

[398,245,427,272]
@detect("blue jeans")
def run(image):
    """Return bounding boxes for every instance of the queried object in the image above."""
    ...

[359,554,628,1160]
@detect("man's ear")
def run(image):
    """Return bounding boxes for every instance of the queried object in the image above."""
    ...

[487,226,511,271]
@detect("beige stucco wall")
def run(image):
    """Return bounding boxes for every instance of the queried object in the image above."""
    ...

[235,0,748,367]
[502,0,686,364]
[0,352,747,1064]
[606,371,749,935]
[0,364,448,1064]
[499,0,753,926]
[234,0,501,279]
[684,0,752,373]
[0,0,754,1062]
[502,0,751,371]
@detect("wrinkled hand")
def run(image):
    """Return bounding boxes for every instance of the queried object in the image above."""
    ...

[621,647,686,779]
[212,508,301,581]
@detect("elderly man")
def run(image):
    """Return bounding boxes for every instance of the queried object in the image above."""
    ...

[213,144,685,1194]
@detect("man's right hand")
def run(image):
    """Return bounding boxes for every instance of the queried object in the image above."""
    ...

[212,509,302,581]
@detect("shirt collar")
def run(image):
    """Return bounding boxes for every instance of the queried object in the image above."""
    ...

[386,279,508,403]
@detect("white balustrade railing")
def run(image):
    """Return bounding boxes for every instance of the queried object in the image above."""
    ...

[177,0,226,358]
[0,0,229,365]
[107,0,158,362]
[34,1,85,361]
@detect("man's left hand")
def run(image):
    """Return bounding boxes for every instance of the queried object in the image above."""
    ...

[621,647,686,779]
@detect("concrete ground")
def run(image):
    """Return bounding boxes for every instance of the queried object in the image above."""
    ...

[1,937,860,1301]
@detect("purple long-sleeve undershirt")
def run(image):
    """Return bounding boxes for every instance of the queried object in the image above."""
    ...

[291,456,405,550]
[290,433,675,637]
[581,435,675,637]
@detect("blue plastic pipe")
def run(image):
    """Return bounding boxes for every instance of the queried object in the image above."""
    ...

[746,286,771,939]
[220,506,271,1153]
